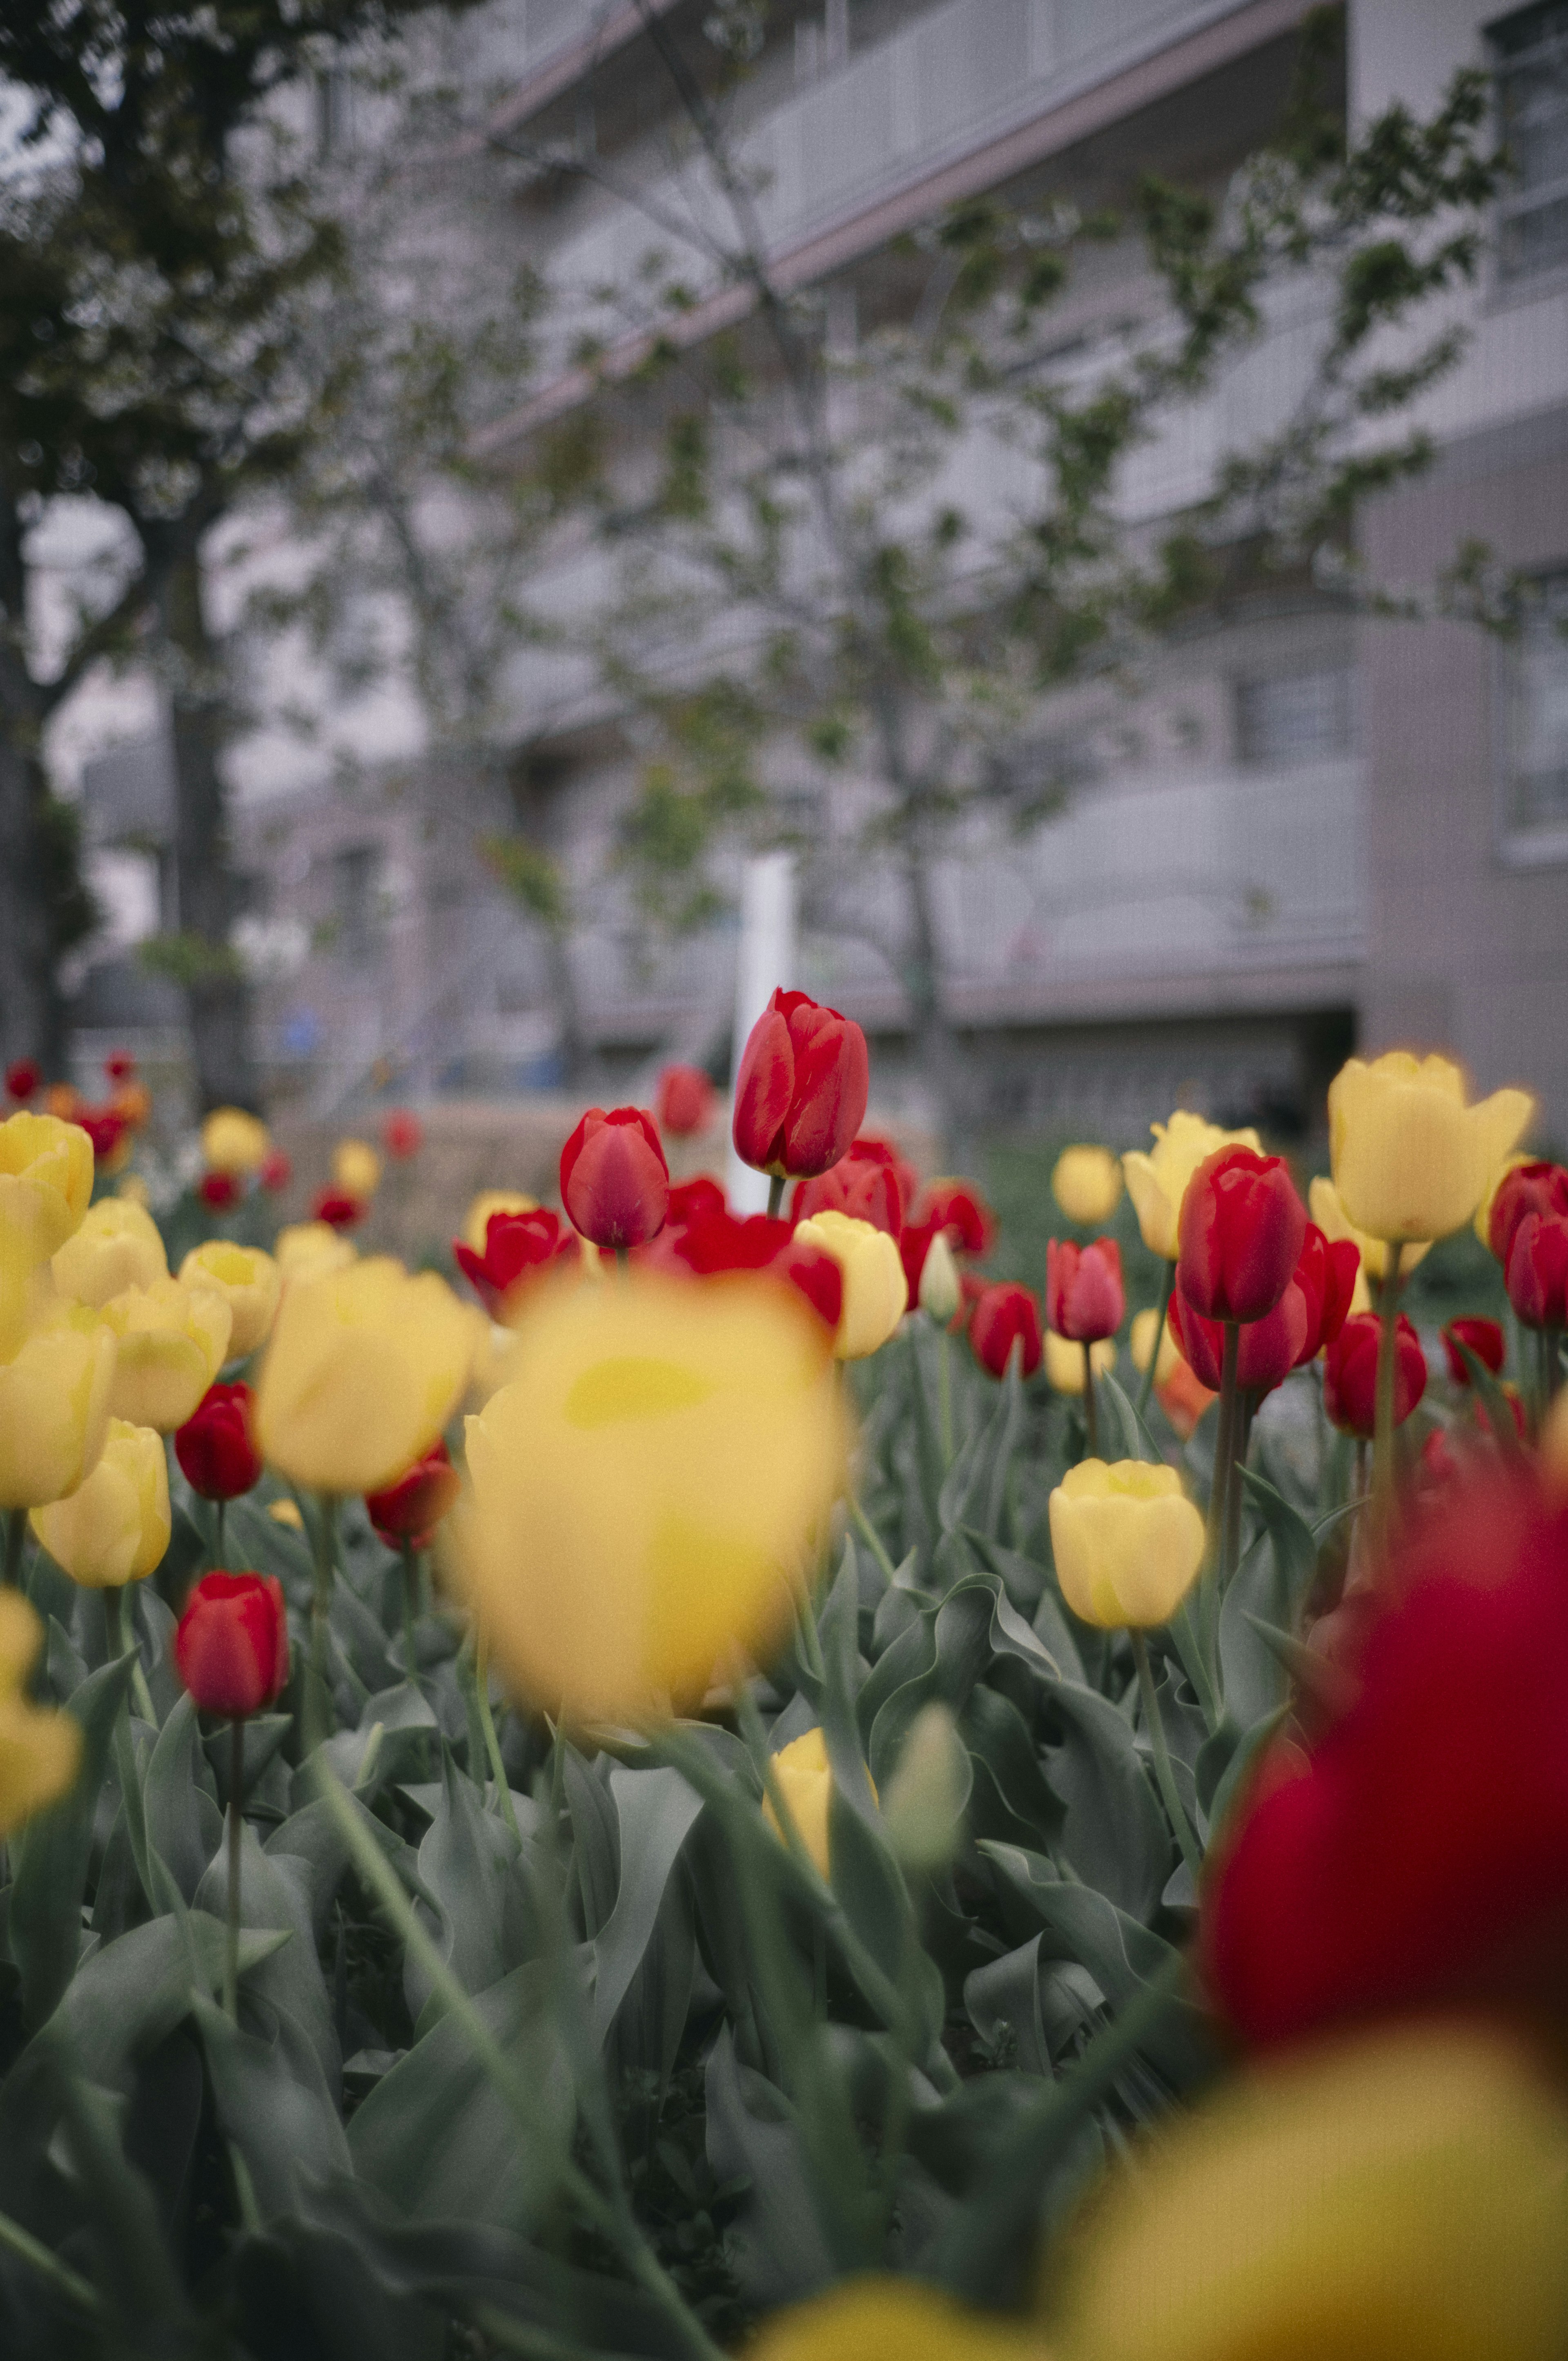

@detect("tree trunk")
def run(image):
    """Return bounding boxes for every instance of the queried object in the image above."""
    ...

[0,726,70,1079]
[158,544,256,1111]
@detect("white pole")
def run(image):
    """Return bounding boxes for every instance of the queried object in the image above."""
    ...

[727,852,796,1212]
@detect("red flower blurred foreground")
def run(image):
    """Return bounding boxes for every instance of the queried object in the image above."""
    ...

[731,989,869,1179]
[1204,1472,1568,2048]
[1443,1315,1506,1384]
[383,1108,423,1160]
[175,1383,263,1502]
[1488,1161,1568,1262]
[672,1209,842,1330]
[560,1106,669,1249]
[198,1170,241,1212]
[792,1136,905,1235]
[312,1188,363,1230]
[654,1062,717,1137]
[1178,1144,1306,1323]
[1323,1312,1427,1438]
[1171,1222,1356,1396]
[5,1057,40,1102]
[366,1440,461,1548]
[454,1207,578,1316]
[175,1573,290,1719]
[970,1281,1042,1379]
[1045,1236,1123,1343]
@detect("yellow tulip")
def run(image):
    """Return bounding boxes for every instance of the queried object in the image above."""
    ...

[1122,1111,1262,1262]
[200,1106,271,1176]
[1043,1331,1115,1395]
[447,1272,847,1724]
[1308,1176,1429,1287]
[748,2278,1033,2361]
[1049,2023,1568,2361]
[0,1299,116,1509]
[179,1241,281,1358]
[100,1278,233,1431]
[793,1210,908,1360]
[267,1497,304,1531]
[274,1221,356,1283]
[52,1196,168,1307]
[31,1417,170,1587]
[332,1136,382,1200]
[0,1592,83,1838]
[255,1255,479,1494]
[1129,1306,1180,1385]
[117,1173,151,1208]
[1476,1149,1534,1254]
[918,1229,961,1322]
[1327,1052,1533,1245]
[761,1725,881,1878]
[1051,1145,1123,1225]
[461,1189,538,1252]
[0,1111,94,1266]
[1048,1459,1204,1628]
[880,1701,968,1871]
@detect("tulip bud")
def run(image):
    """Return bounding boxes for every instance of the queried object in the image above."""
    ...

[175,1572,290,1719]
[560,1107,670,1250]
[383,1109,423,1160]
[917,1229,960,1323]
[1170,1280,1307,1397]
[175,1382,264,1503]
[274,1221,356,1283]
[460,1189,538,1252]
[1504,1212,1568,1331]
[180,1241,281,1359]
[732,989,869,1180]
[200,1107,271,1177]
[1323,1312,1426,1438]
[1329,1052,1533,1246]
[1489,1161,1568,1262]
[1051,1144,1123,1225]
[0,1111,95,1266]
[259,1148,292,1193]
[75,1104,128,1172]
[365,1439,461,1547]
[31,1417,170,1587]
[881,1702,969,1871]
[312,1187,365,1232]
[1048,1459,1205,1628]
[332,1137,383,1201]
[1442,1316,1506,1386]
[791,1210,907,1360]
[4,1059,40,1104]
[792,1137,905,1236]
[969,1281,1042,1379]
[454,1207,580,1318]
[52,1195,167,1307]
[198,1170,241,1212]
[912,1179,995,1255]
[0,1591,82,1837]
[1043,1330,1115,1394]
[1045,1236,1124,1343]
[1310,1175,1430,1288]
[1124,1111,1261,1261]
[762,1726,878,1880]
[1178,1146,1306,1324]
[670,1210,844,1334]
[654,1063,717,1138]
[0,1303,115,1509]
[100,1276,232,1432]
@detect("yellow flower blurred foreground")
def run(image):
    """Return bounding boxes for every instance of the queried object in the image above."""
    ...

[1043,1332,1115,1395]
[1049,1460,1204,1628]
[31,1417,170,1587]
[0,1299,115,1509]
[274,1221,357,1283]
[1048,2022,1568,2361]
[1327,1053,1532,1245]
[101,1278,232,1430]
[200,1106,271,1175]
[793,1210,908,1359]
[1308,1175,1429,1287]
[53,1196,167,1306]
[761,1725,880,1879]
[449,1271,847,1725]
[332,1136,383,1199]
[0,1111,94,1266]
[0,1592,83,1838]
[1051,1145,1122,1226]
[179,1241,281,1357]
[748,2277,1035,2361]
[256,1256,479,1493]
[1122,1112,1261,1261]
[461,1189,538,1251]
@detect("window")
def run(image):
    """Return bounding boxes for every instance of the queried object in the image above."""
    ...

[1234,668,1355,767]
[1491,4,1568,282]
[331,844,381,963]
[1502,569,1568,847]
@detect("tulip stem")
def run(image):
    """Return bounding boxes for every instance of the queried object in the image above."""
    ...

[1131,1631,1202,1880]
[1081,1344,1099,1458]
[1371,1243,1404,1550]
[400,1537,419,1683]
[1200,1322,1240,1678]
[2,1508,22,1590]
[105,1583,158,1727]
[305,1493,338,1757]
[849,1490,898,1587]
[474,1631,522,1846]
[1135,1261,1176,1420]
[766,1173,786,1220]
[936,1325,954,1466]
[214,1500,226,1572]
[225,1718,244,2025]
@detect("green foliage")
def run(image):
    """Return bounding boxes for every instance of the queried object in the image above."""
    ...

[136,932,246,989]
[479,833,569,929]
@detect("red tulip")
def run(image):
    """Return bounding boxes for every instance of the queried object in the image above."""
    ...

[655,1063,717,1138]
[911,1178,996,1257]
[732,989,869,1179]
[4,1058,40,1103]
[1487,1161,1568,1264]
[175,1572,290,1720]
[969,1282,1042,1379]
[560,1107,669,1249]
[672,1209,843,1331]
[666,1174,726,1227]
[1203,1473,1568,2047]
[198,1170,241,1212]
[1045,1236,1124,1344]
[1169,1281,1308,1397]
[1322,1312,1426,1438]
[1505,1212,1568,1331]
[175,1382,263,1503]
[366,1440,461,1548]
[1176,1145,1306,1324]
[1290,1225,1360,1366]
[791,1137,905,1237]
[259,1148,292,1193]
[77,1104,127,1165]
[383,1108,423,1160]
[312,1187,364,1231]
[454,1207,578,1316]
[1442,1316,1506,1386]
[104,1049,136,1083]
